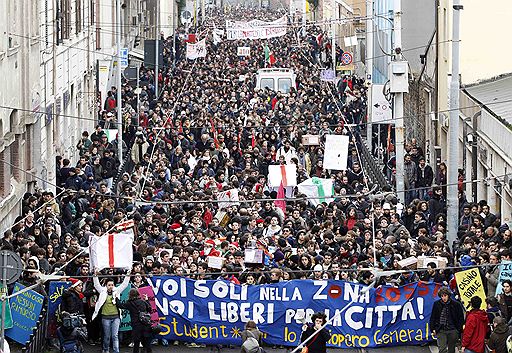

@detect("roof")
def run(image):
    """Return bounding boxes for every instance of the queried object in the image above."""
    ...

[464,74,512,124]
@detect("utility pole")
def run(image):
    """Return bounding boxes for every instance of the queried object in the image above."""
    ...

[331,0,337,72]
[155,1,160,98]
[366,0,373,147]
[116,0,123,162]
[302,0,307,36]
[447,0,463,248]
[391,0,407,204]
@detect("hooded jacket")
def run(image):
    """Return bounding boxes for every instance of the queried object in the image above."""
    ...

[461,309,489,353]
[488,321,512,353]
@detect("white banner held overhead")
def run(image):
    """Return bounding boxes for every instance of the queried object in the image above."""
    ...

[226,16,287,40]
[186,39,207,60]
[217,189,240,209]
[268,164,297,187]
[237,46,251,57]
[89,228,134,270]
[323,135,350,170]
[297,177,335,206]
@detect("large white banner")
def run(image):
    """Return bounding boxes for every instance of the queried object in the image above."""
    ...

[186,39,207,60]
[226,16,287,40]
[217,189,240,209]
[89,227,134,270]
[268,164,297,187]
[323,135,350,170]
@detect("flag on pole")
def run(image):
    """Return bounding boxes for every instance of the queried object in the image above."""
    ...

[297,177,335,206]
[275,181,286,214]
[264,44,276,67]
[89,227,134,270]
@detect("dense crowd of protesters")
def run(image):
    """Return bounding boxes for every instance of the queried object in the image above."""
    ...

[1,5,512,352]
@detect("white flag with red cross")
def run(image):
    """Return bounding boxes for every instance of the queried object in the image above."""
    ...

[89,221,134,270]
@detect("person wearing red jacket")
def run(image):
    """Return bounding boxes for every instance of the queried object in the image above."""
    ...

[461,296,489,353]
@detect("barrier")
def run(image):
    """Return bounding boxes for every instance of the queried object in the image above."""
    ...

[21,308,47,353]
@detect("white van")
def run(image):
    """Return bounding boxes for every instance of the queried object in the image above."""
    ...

[255,68,296,94]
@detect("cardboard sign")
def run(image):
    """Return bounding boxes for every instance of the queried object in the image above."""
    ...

[237,46,251,57]
[244,249,264,264]
[323,135,350,170]
[417,256,447,269]
[301,135,320,146]
[207,256,224,269]
[455,268,486,310]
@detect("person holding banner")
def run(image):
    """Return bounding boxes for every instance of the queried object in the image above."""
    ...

[92,270,131,353]
[300,312,331,353]
[497,279,512,324]
[430,287,465,353]
[116,289,153,353]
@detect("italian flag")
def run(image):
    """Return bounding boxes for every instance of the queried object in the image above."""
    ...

[264,44,276,67]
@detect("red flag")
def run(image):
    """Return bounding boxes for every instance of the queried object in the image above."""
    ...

[251,131,256,148]
[275,181,286,214]
[179,120,183,133]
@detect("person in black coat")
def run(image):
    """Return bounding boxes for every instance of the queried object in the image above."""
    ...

[429,287,465,353]
[116,289,153,353]
[300,312,331,353]
[61,279,84,315]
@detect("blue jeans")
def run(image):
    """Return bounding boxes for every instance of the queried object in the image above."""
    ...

[102,317,120,353]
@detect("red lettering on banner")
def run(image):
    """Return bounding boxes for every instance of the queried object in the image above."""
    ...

[432,283,442,298]
[384,288,401,302]
[375,287,384,303]
[417,281,430,296]
[402,283,415,300]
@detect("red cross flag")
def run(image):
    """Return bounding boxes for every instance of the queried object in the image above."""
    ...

[89,225,134,270]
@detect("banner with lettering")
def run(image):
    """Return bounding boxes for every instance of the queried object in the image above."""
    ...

[6,283,44,344]
[48,281,71,337]
[0,284,13,329]
[226,16,287,40]
[496,260,512,295]
[148,277,440,348]
[119,284,133,332]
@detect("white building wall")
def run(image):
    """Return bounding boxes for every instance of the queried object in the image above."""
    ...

[39,0,96,192]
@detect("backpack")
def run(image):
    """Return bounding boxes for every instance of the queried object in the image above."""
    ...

[242,331,260,353]
[61,340,81,353]
[138,301,152,326]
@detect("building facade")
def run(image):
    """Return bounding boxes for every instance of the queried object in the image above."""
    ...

[0,1,42,232]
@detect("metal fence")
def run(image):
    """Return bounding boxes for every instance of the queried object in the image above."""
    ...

[21,308,47,353]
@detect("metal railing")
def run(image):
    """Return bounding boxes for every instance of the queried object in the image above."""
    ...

[359,140,391,190]
[21,308,47,353]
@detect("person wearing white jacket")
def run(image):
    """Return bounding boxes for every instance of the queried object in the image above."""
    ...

[92,270,131,353]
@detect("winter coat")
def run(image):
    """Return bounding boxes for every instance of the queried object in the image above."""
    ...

[116,298,152,339]
[486,265,500,298]
[300,326,331,353]
[61,289,84,315]
[487,322,512,353]
[429,298,465,334]
[92,275,130,320]
[461,309,489,353]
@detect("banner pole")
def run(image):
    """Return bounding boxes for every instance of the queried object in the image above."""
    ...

[0,252,8,353]
[289,279,377,353]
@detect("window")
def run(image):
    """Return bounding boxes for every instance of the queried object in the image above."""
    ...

[278,78,292,93]
[10,136,20,181]
[76,0,82,34]
[58,0,71,41]
[260,78,274,91]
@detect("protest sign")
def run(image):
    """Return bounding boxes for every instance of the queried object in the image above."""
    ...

[186,39,207,60]
[47,281,71,337]
[268,164,297,187]
[89,228,134,270]
[119,284,132,331]
[320,69,336,82]
[455,268,486,310]
[237,47,251,57]
[5,283,44,344]
[495,260,512,295]
[226,16,287,40]
[0,284,12,329]
[323,135,350,170]
[138,286,160,327]
[149,277,440,348]
[217,189,240,209]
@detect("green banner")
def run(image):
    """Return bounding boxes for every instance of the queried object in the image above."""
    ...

[119,284,132,331]
[0,284,13,329]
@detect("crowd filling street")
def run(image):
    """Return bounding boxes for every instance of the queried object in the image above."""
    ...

[2,5,512,353]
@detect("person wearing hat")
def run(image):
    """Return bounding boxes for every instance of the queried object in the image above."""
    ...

[61,278,85,315]
[429,287,464,353]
